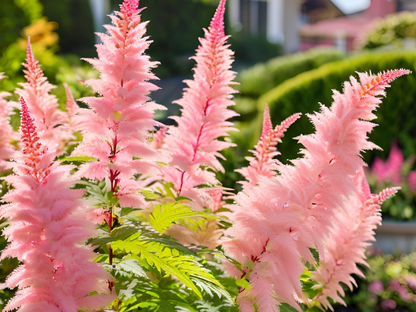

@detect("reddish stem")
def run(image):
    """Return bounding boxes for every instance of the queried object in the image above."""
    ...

[238,238,270,293]
[178,170,185,196]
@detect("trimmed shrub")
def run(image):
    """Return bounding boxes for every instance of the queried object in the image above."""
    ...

[259,51,416,164]
[362,11,416,50]
[236,48,345,98]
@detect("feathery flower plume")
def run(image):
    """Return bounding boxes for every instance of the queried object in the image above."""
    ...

[1,97,114,312]
[312,168,399,309]
[0,74,14,172]
[222,69,410,312]
[73,0,163,210]
[162,0,238,210]
[15,39,71,152]
[237,104,300,188]
[157,0,237,249]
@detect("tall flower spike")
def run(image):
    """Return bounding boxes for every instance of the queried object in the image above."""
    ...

[162,0,238,210]
[19,97,51,181]
[157,0,237,249]
[237,103,301,188]
[120,0,140,16]
[223,69,410,312]
[1,97,114,311]
[0,73,14,172]
[15,38,71,153]
[312,168,400,309]
[73,0,164,209]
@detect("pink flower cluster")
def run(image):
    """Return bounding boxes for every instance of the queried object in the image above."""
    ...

[162,0,238,211]
[222,70,410,311]
[237,104,300,188]
[0,0,409,310]
[1,98,113,311]
[313,168,399,309]
[73,0,163,209]
[16,40,72,153]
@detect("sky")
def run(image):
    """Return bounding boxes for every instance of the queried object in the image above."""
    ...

[331,0,371,15]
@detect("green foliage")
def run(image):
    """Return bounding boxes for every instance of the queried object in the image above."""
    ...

[61,156,98,163]
[149,203,202,234]
[228,31,283,68]
[40,0,96,57]
[0,0,43,53]
[258,51,416,165]
[236,48,345,99]
[362,11,416,50]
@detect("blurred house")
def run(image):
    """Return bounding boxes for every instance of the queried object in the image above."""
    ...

[299,0,397,51]
[229,0,416,54]
[228,0,303,53]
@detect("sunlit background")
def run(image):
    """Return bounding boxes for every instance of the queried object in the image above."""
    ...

[2,0,416,311]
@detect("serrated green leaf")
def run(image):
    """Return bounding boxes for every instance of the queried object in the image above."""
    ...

[114,259,147,279]
[149,203,200,234]
[111,240,205,299]
[155,161,169,167]
[235,278,250,290]
[94,254,109,263]
[174,196,192,201]
[140,189,162,200]
[61,156,98,163]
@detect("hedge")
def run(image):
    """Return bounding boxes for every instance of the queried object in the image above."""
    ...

[236,48,345,98]
[257,51,416,164]
[362,11,416,50]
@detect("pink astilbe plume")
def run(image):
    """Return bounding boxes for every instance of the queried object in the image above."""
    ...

[73,0,164,209]
[156,0,237,249]
[372,141,404,184]
[237,104,300,188]
[1,98,114,312]
[312,168,399,309]
[162,0,238,210]
[15,39,71,153]
[0,73,14,172]
[222,69,410,312]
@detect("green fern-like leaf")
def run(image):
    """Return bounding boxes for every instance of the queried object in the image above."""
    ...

[149,203,201,234]
[112,239,204,298]
[111,237,232,302]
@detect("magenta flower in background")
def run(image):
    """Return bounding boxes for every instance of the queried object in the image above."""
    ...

[406,277,416,292]
[372,141,404,184]
[368,280,384,293]
[381,299,397,309]
[408,171,416,191]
